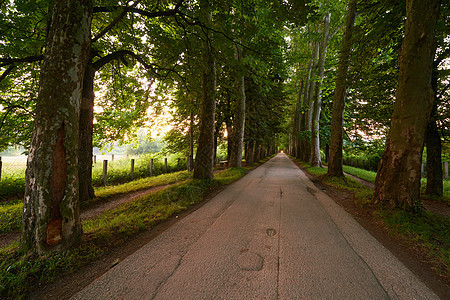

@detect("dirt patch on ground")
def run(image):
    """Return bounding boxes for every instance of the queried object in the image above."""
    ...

[296,163,449,299]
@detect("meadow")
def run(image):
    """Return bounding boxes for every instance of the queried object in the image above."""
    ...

[0,153,187,202]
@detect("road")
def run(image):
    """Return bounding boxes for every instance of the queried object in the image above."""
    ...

[72,153,437,299]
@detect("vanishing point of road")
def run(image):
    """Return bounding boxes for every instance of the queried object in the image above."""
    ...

[72,153,438,299]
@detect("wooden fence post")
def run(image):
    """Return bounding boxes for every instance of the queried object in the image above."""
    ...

[164,158,168,173]
[130,159,135,180]
[93,155,96,164]
[0,157,2,182]
[103,160,108,185]
[112,154,114,162]
[150,158,153,177]
[444,161,448,179]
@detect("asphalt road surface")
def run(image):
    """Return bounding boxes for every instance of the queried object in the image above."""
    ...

[72,153,438,299]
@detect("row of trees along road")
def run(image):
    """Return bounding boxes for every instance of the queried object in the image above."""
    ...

[0,0,448,253]
[1,0,310,254]
[288,0,449,209]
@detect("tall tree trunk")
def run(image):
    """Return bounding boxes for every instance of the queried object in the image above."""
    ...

[22,0,93,253]
[425,112,443,196]
[254,142,261,162]
[228,46,246,167]
[79,62,95,204]
[327,0,357,177]
[246,139,255,166]
[374,0,440,210]
[425,63,443,196]
[303,41,320,162]
[295,79,304,159]
[311,13,331,167]
[226,121,233,161]
[299,44,314,161]
[189,97,195,171]
[194,5,216,180]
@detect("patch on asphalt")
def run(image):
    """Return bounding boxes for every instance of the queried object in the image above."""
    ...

[266,228,277,237]
[238,251,264,271]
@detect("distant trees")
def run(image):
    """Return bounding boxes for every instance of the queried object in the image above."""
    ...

[288,0,448,211]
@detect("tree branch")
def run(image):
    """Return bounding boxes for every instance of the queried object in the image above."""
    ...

[0,65,16,82]
[92,0,144,43]
[434,47,450,68]
[92,49,185,83]
[0,55,43,67]
[0,105,33,132]
[92,0,184,43]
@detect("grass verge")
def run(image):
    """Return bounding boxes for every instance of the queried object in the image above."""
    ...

[0,167,246,299]
[293,157,449,283]
[376,209,449,277]
[0,171,192,234]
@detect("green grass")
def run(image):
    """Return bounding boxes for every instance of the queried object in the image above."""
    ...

[376,209,450,277]
[0,202,22,234]
[87,170,192,206]
[0,154,188,203]
[0,163,26,202]
[0,171,192,235]
[295,157,449,281]
[342,165,377,183]
[0,167,247,299]
[339,164,449,203]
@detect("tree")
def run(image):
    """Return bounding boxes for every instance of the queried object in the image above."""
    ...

[193,0,217,180]
[374,0,440,210]
[22,0,93,253]
[327,0,357,177]
[310,12,331,167]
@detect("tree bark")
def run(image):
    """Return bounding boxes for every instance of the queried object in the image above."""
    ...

[229,45,246,168]
[374,0,440,210]
[193,5,216,180]
[79,62,95,204]
[299,43,314,161]
[295,79,304,159]
[22,0,93,253]
[311,13,331,167]
[425,113,443,196]
[303,41,320,162]
[246,139,254,166]
[425,62,443,196]
[327,0,357,177]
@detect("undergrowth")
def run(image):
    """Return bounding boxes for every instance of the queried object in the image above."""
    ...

[376,209,449,277]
